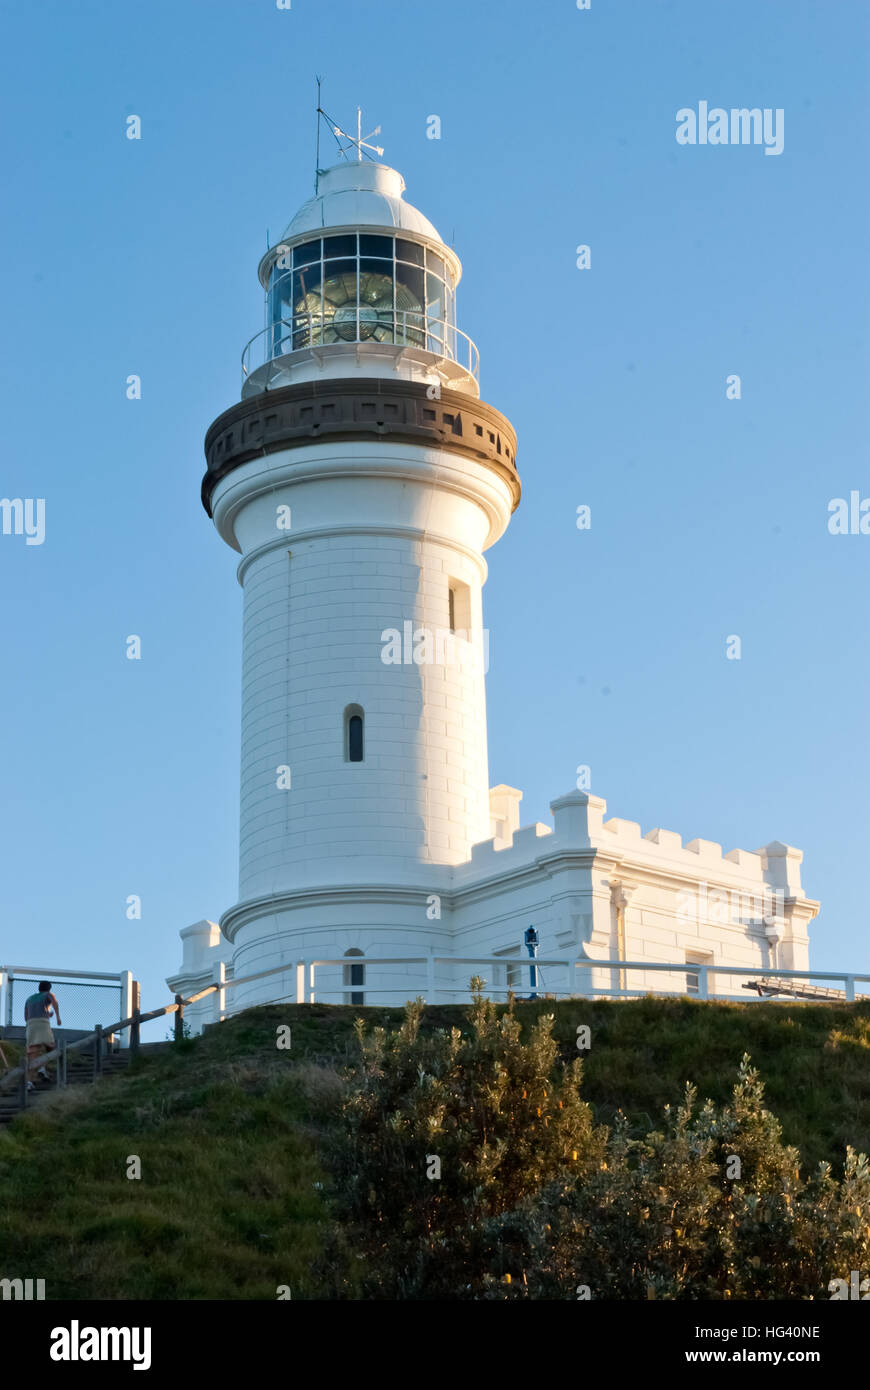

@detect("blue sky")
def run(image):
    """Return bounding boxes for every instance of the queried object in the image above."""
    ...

[1,0,867,1029]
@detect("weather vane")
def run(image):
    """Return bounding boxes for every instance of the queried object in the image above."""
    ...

[333,106,384,163]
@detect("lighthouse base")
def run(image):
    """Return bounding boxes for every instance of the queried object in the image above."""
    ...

[167,790,816,1033]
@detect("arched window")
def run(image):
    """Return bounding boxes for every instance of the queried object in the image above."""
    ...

[343,948,365,1006]
[344,704,364,762]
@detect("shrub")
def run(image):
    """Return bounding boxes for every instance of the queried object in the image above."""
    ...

[320,980,606,1298]
[483,1056,870,1300]
[320,982,870,1300]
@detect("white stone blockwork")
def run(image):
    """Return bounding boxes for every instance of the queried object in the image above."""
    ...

[211,438,511,902]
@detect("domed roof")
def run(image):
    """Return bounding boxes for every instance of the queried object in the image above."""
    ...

[258,160,462,288]
[281,161,443,243]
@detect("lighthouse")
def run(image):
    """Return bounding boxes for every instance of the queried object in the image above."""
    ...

[169,127,817,1025]
[198,139,520,1010]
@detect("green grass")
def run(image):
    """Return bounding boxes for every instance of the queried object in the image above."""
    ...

[1,1039,23,1070]
[1,996,869,1299]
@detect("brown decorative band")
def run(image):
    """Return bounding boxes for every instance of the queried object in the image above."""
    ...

[202,378,520,516]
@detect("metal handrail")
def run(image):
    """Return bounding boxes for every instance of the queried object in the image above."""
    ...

[4,956,865,1097]
[241,311,480,383]
[1,965,123,980]
[281,957,870,1005]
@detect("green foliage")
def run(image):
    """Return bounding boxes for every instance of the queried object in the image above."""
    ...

[2,996,870,1300]
[480,1055,870,1299]
[322,993,870,1301]
[321,982,606,1298]
[164,1019,193,1045]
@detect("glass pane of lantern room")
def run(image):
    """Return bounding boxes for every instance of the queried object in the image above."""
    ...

[359,258,394,293]
[426,249,447,280]
[324,234,357,258]
[322,260,359,343]
[359,258,394,342]
[293,239,321,267]
[426,273,446,353]
[359,234,393,259]
[268,270,294,357]
[446,286,457,358]
[395,263,425,345]
[396,238,425,266]
[292,263,324,347]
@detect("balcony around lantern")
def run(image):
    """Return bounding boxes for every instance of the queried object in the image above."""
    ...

[240,310,480,400]
[242,229,478,399]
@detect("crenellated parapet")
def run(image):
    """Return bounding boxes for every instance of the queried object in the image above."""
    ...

[463,788,809,896]
[547,791,811,899]
[451,788,817,978]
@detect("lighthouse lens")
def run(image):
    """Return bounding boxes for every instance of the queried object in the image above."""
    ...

[321,263,399,344]
[359,267,395,340]
[322,266,359,341]
[290,264,325,346]
[271,233,454,356]
[332,304,378,340]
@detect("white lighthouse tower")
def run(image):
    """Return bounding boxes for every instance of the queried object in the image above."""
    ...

[197,138,520,1010]
[170,128,818,1026]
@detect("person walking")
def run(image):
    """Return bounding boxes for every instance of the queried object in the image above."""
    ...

[24,982,61,1090]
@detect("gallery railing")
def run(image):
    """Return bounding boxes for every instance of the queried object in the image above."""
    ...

[241,311,480,385]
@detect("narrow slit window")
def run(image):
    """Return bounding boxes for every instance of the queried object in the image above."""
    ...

[344,704,364,762]
[447,579,471,637]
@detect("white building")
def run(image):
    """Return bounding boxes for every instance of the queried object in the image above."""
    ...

[168,154,818,1031]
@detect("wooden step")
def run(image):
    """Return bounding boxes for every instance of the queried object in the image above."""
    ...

[0,1053,132,1123]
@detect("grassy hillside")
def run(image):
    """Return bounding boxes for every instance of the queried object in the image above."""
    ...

[1,996,869,1300]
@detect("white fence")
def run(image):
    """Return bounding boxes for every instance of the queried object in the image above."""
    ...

[188,956,870,1029]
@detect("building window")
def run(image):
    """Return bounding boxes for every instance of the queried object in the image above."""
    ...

[685,951,712,997]
[348,716,363,762]
[494,945,522,998]
[344,704,364,762]
[343,949,365,1006]
[447,579,471,636]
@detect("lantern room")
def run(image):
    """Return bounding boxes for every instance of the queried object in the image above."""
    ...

[241,161,480,399]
